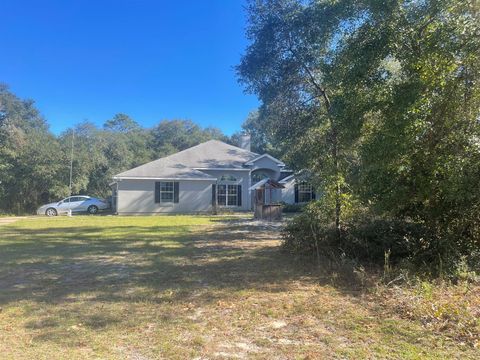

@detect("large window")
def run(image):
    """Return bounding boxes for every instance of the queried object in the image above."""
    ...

[298,183,313,203]
[251,171,270,183]
[217,184,239,206]
[220,174,237,182]
[160,182,174,203]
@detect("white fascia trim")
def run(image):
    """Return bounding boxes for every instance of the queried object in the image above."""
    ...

[244,154,285,167]
[193,167,251,171]
[249,178,269,191]
[279,174,295,183]
[113,176,216,181]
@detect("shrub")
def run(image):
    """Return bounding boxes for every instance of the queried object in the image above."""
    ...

[282,200,337,258]
[282,201,480,277]
[281,202,304,213]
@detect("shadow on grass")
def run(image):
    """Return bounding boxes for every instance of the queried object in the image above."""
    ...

[0,219,316,306]
[0,217,378,349]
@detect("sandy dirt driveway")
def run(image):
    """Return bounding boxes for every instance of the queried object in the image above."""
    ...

[0,217,27,226]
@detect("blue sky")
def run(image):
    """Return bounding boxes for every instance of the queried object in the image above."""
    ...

[1,0,258,135]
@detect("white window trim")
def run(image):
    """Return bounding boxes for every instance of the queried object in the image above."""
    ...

[298,183,313,203]
[160,181,174,204]
[217,184,239,207]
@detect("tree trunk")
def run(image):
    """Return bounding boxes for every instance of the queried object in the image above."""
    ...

[322,89,341,239]
[331,122,341,239]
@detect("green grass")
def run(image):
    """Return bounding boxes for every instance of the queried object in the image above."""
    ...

[0,215,478,359]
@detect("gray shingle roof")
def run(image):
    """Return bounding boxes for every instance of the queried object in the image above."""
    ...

[114,140,259,179]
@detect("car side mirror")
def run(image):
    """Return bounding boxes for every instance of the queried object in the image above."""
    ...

[58,201,63,205]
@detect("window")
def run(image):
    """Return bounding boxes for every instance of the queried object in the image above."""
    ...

[298,183,313,203]
[218,184,227,206]
[251,171,270,183]
[228,185,237,205]
[160,182,174,203]
[217,184,239,206]
[155,181,179,204]
[220,174,237,182]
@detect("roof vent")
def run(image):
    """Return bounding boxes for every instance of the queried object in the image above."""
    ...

[239,133,251,152]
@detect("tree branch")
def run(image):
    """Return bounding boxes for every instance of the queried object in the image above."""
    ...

[286,40,331,111]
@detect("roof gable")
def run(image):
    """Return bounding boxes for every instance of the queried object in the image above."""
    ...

[114,140,259,179]
[244,154,285,167]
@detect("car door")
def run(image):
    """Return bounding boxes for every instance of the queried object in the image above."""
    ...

[69,197,86,212]
[75,197,90,211]
[56,197,74,213]
[58,197,82,212]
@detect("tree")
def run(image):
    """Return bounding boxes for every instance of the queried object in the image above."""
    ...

[0,84,68,213]
[238,0,376,236]
[149,119,227,158]
[230,110,283,156]
[239,0,480,271]
[355,0,480,268]
[103,113,141,133]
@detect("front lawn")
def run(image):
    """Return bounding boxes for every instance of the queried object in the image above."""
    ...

[0,215,477,359]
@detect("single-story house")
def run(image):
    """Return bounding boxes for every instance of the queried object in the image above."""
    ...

[110,138,316,214]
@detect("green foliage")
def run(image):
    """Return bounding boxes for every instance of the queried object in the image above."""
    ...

[231,110,284,156]
[280,202,304,213]
[150,119,228,158]
[0,84,69,213]
[0,86,231,214]
[282,200,336,258]
[241,0,480,275]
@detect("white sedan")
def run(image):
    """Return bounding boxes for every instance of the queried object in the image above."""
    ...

[37,196,110,216]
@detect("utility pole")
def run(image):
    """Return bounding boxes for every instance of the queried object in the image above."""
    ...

[69,128,75,197]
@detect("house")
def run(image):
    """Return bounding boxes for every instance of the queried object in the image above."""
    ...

[110,138,316,214]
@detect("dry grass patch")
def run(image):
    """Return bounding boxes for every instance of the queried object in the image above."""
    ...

[376,280,480,348]
[0,215,478,359]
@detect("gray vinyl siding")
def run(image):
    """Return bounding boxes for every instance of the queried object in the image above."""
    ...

[116,179,214,214]
[281,179,296,205]
[250,157,281,180]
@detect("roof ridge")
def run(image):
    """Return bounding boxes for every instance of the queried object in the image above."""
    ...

[205,139,259,156]
[117,141,215,175]
[114,139,261,178]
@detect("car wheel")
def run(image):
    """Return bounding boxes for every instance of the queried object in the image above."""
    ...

[87,205,99,215]
[45,208,57,217]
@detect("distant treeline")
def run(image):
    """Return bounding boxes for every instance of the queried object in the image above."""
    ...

[0,84,256,214]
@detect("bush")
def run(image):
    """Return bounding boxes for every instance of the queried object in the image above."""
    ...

[282,200,337,258]
[281,202,304,213]
[282,201,480,277]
